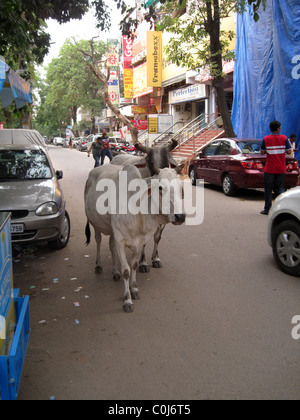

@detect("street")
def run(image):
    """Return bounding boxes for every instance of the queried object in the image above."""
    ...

[14,146,300,400]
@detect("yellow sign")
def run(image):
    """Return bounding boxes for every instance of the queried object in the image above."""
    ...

[133,63,153,99]
[148,116,158,134]
[124,68,133,99]
[147,31,162,87]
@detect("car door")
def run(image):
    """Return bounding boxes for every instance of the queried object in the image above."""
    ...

[210,140,232,184]
[195,142,219,182]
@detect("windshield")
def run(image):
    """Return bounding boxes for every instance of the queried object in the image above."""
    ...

[0,149,52,181]
[236,140,262,154]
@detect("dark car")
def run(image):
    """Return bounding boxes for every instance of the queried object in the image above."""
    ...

[188,138,299,196]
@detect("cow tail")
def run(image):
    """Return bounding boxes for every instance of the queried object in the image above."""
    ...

[85,221,91,246]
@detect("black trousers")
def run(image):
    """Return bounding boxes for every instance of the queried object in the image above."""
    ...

[264,173,285,211]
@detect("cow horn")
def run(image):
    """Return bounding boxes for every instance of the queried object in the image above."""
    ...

[135,143,150,154]
[149,161,160,176]
[175,163,185,174]
[166,139,178,152]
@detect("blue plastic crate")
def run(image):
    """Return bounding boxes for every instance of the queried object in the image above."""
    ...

[0,293,30,400]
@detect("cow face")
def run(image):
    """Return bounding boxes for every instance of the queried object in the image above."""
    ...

[149,167,186,226]
[135,140,178,175]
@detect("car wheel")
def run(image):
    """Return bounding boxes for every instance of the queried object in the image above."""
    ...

[189,167,197,186]
[48,211,71,250]
[222,174,237,196]
[272,220,300,277]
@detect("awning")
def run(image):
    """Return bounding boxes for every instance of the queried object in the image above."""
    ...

[0,60,32,109]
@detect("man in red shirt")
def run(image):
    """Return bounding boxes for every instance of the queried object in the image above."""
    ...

[260,120,292,215]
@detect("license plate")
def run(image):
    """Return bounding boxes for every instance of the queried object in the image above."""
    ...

[11,224,24,234]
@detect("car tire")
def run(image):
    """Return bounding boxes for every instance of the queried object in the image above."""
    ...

[48,211,71,250]
[189,167,197,186]
[222,174,237,196]
[272,220,300,277]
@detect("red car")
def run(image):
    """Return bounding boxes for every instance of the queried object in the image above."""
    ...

[188,138,299,196]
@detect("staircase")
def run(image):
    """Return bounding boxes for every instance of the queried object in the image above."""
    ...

[172,128,223,160]
[158,114,225,162]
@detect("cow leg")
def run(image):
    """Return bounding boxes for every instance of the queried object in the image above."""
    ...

[152,225,166,268]
[109,235,121,282]
[95,229,103,274]
[114,240,133,313]
[139,245,150,273]
[130,252,140,301]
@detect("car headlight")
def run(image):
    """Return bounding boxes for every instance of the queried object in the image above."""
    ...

[36,202,59,216]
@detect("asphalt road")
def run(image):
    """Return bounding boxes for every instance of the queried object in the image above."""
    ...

[14,145,300,400]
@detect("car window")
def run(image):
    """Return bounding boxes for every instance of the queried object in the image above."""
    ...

[0,149,52,180]
[236,141,262,154]
[216,141,231,156]
[202,142,220,157]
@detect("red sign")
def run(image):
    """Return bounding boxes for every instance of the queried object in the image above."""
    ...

[0,123,4,129]
[133,119,148,130]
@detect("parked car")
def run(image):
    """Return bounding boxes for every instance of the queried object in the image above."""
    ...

[0,129,70,250]
[76,138,90,152]
[268,187,300,277]
[53,137,64,146]
[188,138,299,196]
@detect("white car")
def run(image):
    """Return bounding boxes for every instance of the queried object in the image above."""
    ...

[268,187,300,277]
[53,137,64,146]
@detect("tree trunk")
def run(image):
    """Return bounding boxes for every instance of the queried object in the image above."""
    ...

[207,0,236,138]
[213,76,236,137]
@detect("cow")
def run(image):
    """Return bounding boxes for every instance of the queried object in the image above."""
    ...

[110,139,180,272]
[84,162,185,313]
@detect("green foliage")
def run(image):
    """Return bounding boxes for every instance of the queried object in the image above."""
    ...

[33,39,106,137]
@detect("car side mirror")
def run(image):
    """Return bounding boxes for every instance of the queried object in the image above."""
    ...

[198,151,203,158]
[56,170,63,180]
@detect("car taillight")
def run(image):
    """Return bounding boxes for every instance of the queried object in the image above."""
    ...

[241,161,264,170]
[286,161,299,171]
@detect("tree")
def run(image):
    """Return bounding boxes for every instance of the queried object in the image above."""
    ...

[76,39,139,143]
[33,39,106,137]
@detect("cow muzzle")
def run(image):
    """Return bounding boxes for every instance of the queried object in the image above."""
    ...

[172,213,186,225]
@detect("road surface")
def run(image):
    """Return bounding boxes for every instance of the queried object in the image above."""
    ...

[14,146,300,400]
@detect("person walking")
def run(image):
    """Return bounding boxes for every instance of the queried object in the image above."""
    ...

[288,134,298,157]
[100,129,113,165]
[260,120,292,215]
[87,136,103,168]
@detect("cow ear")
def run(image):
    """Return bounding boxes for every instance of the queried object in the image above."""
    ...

[167,139,178,152]
[175,164,185,174]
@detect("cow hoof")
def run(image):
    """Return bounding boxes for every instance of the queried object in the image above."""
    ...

[95,266,103,274]
[123,302,133,313]
[152,260,162,269]
[113,273,121,282]
[139,264,150,273]
[131,291,140,300]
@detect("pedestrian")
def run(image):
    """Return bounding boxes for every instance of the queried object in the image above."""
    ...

[99,129,113,165]
[288,134,297,157]
[87,136,102,168]
[260,120,292,215]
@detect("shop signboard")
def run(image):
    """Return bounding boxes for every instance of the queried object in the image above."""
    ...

[147,31,162,87]
[169,84,206,105]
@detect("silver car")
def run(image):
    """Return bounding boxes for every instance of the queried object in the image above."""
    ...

[268,187,300,277]
[0,141,70,250]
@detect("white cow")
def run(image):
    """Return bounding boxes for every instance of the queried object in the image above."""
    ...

[84,163,185,312]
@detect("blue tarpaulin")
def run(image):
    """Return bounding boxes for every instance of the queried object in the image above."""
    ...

[232,0,300,160]
[0,60,32,109]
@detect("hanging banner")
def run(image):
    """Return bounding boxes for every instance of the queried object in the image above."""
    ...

[107,40,119,106]
[123,36,133,99]
[107,39,119,67]
[147,31,162,87]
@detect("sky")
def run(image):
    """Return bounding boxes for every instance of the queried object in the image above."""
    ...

[42,1,135,69]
